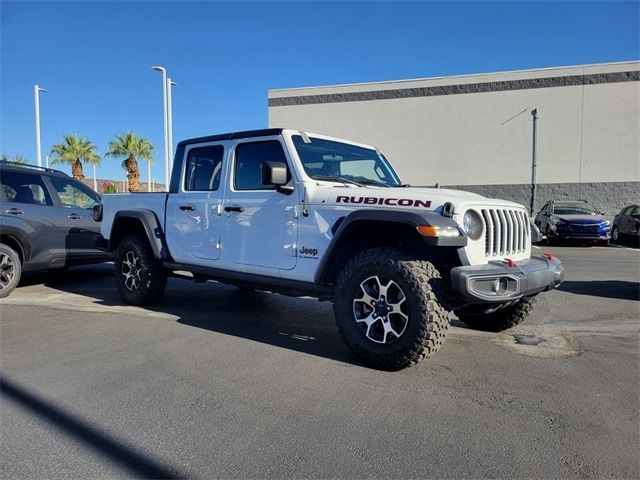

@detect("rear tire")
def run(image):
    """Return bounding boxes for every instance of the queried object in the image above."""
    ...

[0,244,21,299]
[456,296,537,332]
[334,248,450,371]
[611,226,620,243]
[114,235,166,305]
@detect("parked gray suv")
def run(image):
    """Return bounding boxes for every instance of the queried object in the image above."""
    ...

[0,162,109,298]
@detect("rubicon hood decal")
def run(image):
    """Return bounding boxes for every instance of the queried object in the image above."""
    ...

[336,195,431,208]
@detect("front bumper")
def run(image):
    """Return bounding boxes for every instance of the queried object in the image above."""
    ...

[552,231,610,241]
[450,255,565,304]
[550,224,610,240]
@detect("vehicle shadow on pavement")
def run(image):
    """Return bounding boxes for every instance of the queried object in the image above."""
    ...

[0,375,184,479]
[166,287,362,367]
[26,264,366,367]
[558,280,640,301]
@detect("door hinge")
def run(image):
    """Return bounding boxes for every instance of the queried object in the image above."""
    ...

[286,206,299,219]
[285,244,297,257]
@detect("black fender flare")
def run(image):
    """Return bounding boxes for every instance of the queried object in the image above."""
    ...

[110,209,169,259]
[314,209,466,284]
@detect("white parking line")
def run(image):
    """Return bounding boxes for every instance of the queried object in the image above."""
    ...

[533,245,541,250]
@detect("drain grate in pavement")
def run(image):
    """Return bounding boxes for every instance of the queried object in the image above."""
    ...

[513,334,544,346]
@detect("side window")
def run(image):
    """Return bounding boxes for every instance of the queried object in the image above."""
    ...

[0,171,53,206]
[631,206,640,216]
[234,140,287,191]
[49,176,99,209]
[185,145,224,191]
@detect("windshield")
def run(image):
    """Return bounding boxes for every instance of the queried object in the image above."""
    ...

[292,135,402,187]
[554,203,599,215]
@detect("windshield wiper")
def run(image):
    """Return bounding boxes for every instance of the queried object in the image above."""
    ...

[352,178,392,188]
[311,175,365,187]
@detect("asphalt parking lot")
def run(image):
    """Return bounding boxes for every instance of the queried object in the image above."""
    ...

[1,244,638,479]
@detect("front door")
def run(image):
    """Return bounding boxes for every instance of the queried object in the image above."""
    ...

[46,175,102,259]
[220,138,298,273]
[165,143,226,265]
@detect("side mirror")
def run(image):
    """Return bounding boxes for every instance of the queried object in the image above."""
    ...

[261,161,294,194]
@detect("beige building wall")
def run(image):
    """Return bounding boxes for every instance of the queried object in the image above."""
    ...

[268,62,639,188]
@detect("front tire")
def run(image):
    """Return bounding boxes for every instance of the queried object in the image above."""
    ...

[114,235,166,305]
[456,296,537,332]
[334,248,450,371]
[0,244,21,299]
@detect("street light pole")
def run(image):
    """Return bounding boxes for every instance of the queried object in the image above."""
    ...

[152,66,169,191]
[530,108,538,216]
[148,156,152,192]
[93,164,98,191]
[166,77,176,174]
[34,85,47,167]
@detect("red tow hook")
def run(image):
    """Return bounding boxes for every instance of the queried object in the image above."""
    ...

[506,258,516,268]
[544,253,555,261]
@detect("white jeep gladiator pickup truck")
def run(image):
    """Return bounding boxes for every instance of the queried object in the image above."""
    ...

[96,128,564,370]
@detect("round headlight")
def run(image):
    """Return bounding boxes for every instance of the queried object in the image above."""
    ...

[463,210,483,240]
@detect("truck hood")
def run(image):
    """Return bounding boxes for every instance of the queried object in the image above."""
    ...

[308,184,526,212]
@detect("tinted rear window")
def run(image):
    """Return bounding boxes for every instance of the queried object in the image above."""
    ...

[185,145,225,191]
[0,170,53,206]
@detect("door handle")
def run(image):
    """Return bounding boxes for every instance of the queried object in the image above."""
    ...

[5,208,23,215]
[179,204,195,211]
[224,205,244,213]
[68,213,81,220]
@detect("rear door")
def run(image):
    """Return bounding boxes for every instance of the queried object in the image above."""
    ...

[0,170,59,268]
[165,142,226,265]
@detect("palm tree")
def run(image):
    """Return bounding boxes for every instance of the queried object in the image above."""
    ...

[1,153,28,164]
[106,132,154,193]
[50,134,100,180]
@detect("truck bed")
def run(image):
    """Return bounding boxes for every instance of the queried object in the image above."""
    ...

[100,193,168,241]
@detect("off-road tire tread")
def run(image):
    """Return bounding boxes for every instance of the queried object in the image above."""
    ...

[334,247,449,370]
[457,296,537,332]
[114,234,166,306]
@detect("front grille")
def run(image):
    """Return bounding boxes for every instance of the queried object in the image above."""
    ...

[480,208,529,257]
[568,224,600,235]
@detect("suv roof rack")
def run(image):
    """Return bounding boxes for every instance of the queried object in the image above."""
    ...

[0,160,69,176]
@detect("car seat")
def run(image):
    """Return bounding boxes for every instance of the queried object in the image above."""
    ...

[13,186,35,204]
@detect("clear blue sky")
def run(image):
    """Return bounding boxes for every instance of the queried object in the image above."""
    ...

[1,1,638,184]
